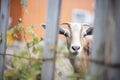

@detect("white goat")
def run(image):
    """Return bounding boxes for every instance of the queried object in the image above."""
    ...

[42,22,93,74]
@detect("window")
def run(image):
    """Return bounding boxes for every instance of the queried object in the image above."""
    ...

[72,9,93,23]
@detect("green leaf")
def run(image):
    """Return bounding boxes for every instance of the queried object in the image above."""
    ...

[32,47,38,54]
[86,76,96,80]
[4,70,19,79]
[16,24,23,32]
[26,41,33,48]
[69,73,79,78]
[33,37,39,45]
[36,45,44,53]
[21,50,29,58]
[79,69,87,77]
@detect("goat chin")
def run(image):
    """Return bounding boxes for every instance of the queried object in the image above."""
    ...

[69,51,90,74]
[68,35,92,75]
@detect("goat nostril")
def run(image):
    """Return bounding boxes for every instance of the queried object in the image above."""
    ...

[77,46,80,50]
[72,46,80,50]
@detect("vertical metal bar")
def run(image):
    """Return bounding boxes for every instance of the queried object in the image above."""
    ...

[41,0,61,80]
[0,0,11,79]
[89,0,109,80]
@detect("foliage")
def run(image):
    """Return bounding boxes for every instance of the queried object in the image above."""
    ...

[69,69,87,80]
[4,54,43,80]
[4,19,44,80]
[86,76,96,80]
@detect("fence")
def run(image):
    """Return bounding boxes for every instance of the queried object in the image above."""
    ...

[0,0,11,79]
[89,0,120,80]
[0,0,120,80]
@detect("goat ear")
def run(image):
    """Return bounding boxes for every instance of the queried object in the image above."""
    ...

[60,22,70,37]
[86,27,93,35]
[59,28,69,37]
[41,24,46,29]
[41,24,69,37]
[82,24,93,37]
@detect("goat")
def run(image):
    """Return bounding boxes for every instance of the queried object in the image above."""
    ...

[69,35,93,74]
[41,22,93,74]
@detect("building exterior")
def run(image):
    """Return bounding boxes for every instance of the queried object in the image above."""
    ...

[10,0,94,40]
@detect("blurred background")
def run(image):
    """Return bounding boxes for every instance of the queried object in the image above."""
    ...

[9,0,94,41]
[1,0,120,80]
[0,0,95,80]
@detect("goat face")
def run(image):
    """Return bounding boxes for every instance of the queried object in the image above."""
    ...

[61,23,93,56]
[41,22,93,56]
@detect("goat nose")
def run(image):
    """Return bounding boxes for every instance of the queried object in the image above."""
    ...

[72,46,80,51]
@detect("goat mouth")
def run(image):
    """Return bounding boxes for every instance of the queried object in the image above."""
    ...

[72,51,79,56]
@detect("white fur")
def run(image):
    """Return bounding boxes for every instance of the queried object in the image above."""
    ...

[69,23,83,55]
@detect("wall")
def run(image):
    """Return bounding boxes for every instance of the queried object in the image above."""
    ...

[10,0,94,40]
